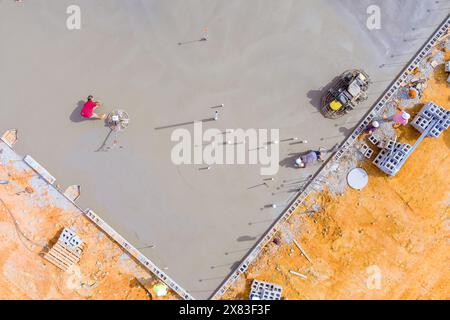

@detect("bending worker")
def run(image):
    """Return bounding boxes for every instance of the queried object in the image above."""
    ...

[80,95,106,120]
[363,121,380,134]
[388,110,411,128]
[295,150,325,168]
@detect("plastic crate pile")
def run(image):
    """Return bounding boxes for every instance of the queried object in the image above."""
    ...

[372,139,413,176]
[367,133,410,176]
[249,280,282,300]
[43,228,85,271]
[359,143,374,159]
[411,102,450,138]
[370,102,448,176]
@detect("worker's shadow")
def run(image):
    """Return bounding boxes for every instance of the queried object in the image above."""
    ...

[338,126,354,137]
[307,89,324,112]
[95,128,115,152]
[69,101,86,123]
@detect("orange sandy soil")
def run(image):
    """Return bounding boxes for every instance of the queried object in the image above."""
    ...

[0,164,179,300]
[221,48,450,300]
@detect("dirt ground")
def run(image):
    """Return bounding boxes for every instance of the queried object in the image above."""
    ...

[221,48,450,300]
[0,161,179,300]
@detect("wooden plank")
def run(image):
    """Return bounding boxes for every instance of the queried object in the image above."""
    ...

[293,239,312,263]
[46,249,74,268]
[43,253,69,271]
[52,244,80,264]
[23,155,56,184]
[53,243,80,261]
[54,242,82,259]
[44,256,68,271]
[289,270,308,279]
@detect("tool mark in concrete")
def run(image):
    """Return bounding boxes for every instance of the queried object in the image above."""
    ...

[154,117,216,130]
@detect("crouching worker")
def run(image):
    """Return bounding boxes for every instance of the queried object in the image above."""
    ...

[387,110,411,128]
[363,121,380,135]
[295,150,324,168]
[80,95,106,120]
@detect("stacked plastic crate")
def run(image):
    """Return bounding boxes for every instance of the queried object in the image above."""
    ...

[373,102,448,176]
[372,141,413,176]
[43,228,85,271]
[411,102,450,138]
[360,143,374,159]
[249,280,282,300]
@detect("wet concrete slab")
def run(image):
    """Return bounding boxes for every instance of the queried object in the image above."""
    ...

[0,0,447,298]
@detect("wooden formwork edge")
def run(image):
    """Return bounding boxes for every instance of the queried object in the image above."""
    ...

[84,209,195,300]
[0,140,194,300]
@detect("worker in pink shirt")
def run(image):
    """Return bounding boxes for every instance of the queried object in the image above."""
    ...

[80,95,106,120]
[388,111,411,128]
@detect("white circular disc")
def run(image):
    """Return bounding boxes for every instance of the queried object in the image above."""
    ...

[347,168,369,190]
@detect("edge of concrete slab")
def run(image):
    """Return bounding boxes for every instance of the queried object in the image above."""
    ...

[210,14,450,300]
[0,137,194,300]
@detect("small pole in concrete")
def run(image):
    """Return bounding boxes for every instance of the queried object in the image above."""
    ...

[200,27,209,41]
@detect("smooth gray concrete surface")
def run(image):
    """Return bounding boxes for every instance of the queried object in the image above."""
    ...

[1,0,447,298]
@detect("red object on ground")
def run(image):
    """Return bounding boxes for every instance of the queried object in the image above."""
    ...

[80,100,97,118]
